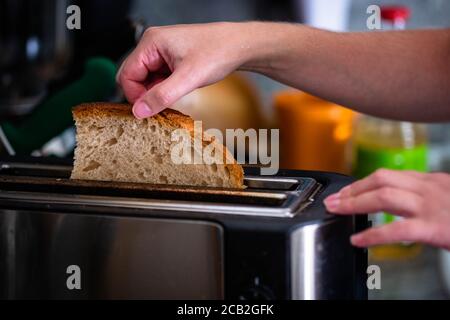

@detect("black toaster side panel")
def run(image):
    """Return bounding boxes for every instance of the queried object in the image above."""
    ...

[223,222,290,300]
[224,168,368,300]
[223,216,367,300]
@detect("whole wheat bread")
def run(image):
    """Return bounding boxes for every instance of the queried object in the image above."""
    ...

[70,103,244,188]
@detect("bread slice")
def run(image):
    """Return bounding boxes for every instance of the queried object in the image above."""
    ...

[70,102,244,188]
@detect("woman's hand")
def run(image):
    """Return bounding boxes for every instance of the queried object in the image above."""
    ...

[116,22,266,119]
[324,169,450,250]
[117,22,450,121]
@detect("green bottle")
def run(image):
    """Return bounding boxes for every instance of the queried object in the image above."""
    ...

[353,115,427,259]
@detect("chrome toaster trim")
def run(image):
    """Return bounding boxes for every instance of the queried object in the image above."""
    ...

[0,162,322,218]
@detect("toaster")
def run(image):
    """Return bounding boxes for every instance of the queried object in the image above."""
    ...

[0,157,368,300]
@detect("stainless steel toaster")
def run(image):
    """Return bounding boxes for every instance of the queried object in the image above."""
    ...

[0,157,367,300]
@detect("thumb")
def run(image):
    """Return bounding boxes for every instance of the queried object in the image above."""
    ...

[132,66,199,119]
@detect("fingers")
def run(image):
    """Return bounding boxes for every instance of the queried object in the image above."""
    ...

[322,169,450,249]
[324,187,424,217]
[428,172,450,188]
[350,219,427,247]
[338,169,425,199]
[117,36,203,118]
[117,41,165,104]
[132,64,200,118]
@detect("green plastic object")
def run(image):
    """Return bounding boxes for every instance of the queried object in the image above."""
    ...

[1,57,117,154]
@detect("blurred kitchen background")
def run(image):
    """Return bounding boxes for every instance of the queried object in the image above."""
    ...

[1,0,450,299]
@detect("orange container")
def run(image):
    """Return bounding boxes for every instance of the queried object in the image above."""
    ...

[274,90,354,174]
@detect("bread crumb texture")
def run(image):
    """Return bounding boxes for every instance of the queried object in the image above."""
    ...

[70,102,244,188]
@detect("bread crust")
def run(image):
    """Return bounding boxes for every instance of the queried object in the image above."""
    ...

[72,102,244,188]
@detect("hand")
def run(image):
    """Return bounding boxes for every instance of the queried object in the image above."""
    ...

[117,24,450,121]
[116,22,263,119]
[324,169,450,250]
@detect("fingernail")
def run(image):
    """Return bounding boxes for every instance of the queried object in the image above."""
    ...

[324,193,340,211]
[133,101,153,119]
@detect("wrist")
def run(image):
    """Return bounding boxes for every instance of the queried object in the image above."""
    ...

[237,22,304,74]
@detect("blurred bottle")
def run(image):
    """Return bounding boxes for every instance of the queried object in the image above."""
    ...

[353,6,427,260]
[275,90,354,174]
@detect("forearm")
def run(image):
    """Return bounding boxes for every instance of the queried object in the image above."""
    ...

[240,22,450,122]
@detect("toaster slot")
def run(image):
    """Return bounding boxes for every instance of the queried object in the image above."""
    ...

[0,175,287,207]
[0,162,310,192]
[0,161,320,217]
[0,163,71,178]
[243,176,300,191]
